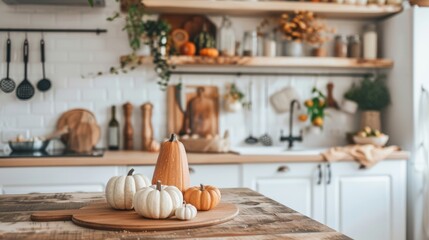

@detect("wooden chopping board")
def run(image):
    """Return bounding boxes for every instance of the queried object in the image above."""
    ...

[56,109,100,153]
[31,201,239,231]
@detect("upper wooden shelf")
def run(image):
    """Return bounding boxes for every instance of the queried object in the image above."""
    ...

[141,0,402,19]
[121,56,393,69]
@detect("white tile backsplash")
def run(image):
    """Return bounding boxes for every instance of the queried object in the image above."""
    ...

[0,1,366,150]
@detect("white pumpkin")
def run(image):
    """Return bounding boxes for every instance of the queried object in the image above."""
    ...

[105,168,150,210]
[134,180,183,219]
[175,202,197,220]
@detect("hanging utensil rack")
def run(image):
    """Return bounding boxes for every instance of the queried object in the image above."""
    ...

[0,28,107,35]
[171,71,373,78]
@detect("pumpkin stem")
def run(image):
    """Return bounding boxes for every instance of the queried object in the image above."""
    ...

[169,133,177,142]
[127,168,135,176]
[200,184,205,191]
[156,180,162,191]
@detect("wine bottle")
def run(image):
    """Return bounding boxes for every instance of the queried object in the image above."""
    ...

[108,105,120,150]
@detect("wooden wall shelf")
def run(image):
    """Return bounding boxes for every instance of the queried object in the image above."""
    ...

[120,56,393,69]
[141,0,402,19]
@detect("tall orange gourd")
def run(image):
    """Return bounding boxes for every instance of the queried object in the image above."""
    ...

[152,134,190,192]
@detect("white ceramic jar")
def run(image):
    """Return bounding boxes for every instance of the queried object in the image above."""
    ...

[363,24,378,60]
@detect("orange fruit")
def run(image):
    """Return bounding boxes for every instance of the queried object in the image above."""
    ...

[298,114,308,122]
[318,99,325,107]
[304,100,314,108]
[312,117,324,127]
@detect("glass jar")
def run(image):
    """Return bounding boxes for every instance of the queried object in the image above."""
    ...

[347,35,361,58]
[218,16,236,57]
[242,31,257,56]
[263,32,276,57]
[334,35,348,58]
[363,24,377,59]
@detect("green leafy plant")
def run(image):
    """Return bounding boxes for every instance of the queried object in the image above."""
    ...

[303,87,326,128]
[344,75,390,111]
[87,1,172,89]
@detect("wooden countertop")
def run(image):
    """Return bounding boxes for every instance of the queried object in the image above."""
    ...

[0,150,409,167]
[0,189,351,240]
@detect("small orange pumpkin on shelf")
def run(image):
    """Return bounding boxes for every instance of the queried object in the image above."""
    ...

[184,184,221,211]
[180,42,196,56]
[199,48,219,58]
[152,134,190,192]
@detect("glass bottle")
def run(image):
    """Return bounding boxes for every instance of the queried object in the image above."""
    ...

[242,31,257,56]
[363,24,378,60]
[218,16,236,57]
[108,106,120,150]
[334,35,348,58]
[347,35,361,58]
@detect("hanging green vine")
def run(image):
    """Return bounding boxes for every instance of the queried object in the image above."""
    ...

[87,1,173,90]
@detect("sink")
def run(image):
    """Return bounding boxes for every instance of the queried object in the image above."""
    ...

[231,146,326,156]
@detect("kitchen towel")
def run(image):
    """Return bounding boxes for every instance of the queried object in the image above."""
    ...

[322,144,400,168]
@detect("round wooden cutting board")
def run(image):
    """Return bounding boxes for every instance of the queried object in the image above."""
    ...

[31,202,239,231]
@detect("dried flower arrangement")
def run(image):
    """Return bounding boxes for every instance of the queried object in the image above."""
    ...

[280,11,335,45]
[279,11,316,42]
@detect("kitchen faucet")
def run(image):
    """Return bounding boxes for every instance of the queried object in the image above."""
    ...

[280,99,303,149]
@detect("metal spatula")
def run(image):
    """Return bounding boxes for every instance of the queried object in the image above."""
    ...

[16,39,35,100]
[0,37,16,93]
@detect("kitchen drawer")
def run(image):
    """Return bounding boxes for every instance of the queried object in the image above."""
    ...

[128,164,241,188]
[0,167,121,195]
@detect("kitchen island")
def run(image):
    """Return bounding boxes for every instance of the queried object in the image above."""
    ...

[0,188,351,240]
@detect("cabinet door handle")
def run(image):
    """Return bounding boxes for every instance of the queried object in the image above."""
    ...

[317,164,322,185]
[189,167,195,174]
[326,163,332,185]
[277,165,290,173]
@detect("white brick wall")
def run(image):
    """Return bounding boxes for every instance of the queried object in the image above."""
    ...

[0,2,367,150]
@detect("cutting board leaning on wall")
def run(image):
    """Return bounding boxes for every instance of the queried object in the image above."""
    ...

[167,85,219,137]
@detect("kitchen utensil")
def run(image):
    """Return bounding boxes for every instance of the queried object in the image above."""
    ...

[181,130,230,153]
[326,82,339,109]
[36,39,51,92]
[260,82,273,146]
[16,39,35,100]
[245,82,258,144]
[141,102,160,152]
[8,140,50,152]
[123,102,134,150]
[0,37,16,93]
[31,201,238,231]
[56,109,100,153]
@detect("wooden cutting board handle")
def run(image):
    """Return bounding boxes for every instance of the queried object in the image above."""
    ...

[123,102,134,150]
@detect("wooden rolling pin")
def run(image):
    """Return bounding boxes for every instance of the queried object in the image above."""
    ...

[141,102,160,152]
[123,102,134,150]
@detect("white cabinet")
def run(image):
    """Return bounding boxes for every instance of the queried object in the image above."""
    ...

[0,167,121,194]
[242,163,325,222]
[129,164,241,188]
[242,160,406,240]
[325,161,406,240]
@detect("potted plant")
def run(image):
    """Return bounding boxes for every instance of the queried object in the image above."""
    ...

[344,76,390,130]
[305,19,335,57]
[224,83,246,112]
[88,2,172,89]
[279,11,314,57]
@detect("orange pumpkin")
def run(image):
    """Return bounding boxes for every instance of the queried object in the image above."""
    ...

[184,184,221,211]
[180,42,196,56]
[152,134,190,192]
[199,48,219,58]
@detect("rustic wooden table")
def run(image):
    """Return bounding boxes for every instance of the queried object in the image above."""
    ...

[0,188,351,240]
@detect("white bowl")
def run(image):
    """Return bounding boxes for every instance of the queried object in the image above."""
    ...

[353,135,389,147]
